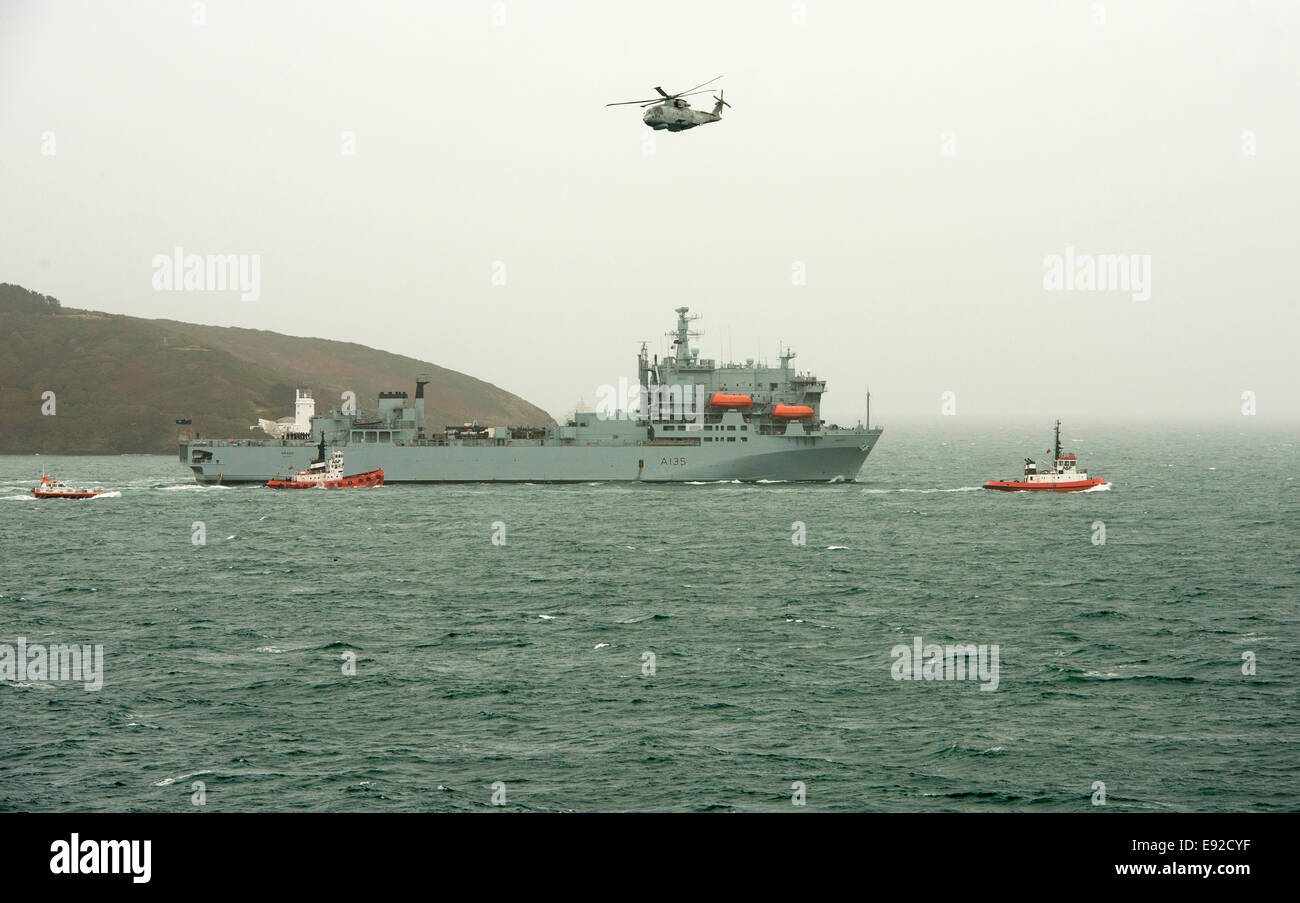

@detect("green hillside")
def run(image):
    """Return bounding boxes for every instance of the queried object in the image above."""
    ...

[0,284,552,454]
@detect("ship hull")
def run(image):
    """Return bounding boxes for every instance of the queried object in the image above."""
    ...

[182,430,883,484]
[982,478,1105,492]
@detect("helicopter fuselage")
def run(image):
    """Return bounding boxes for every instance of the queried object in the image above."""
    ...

[643,100,721,132]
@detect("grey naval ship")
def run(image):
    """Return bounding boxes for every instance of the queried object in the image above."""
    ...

[180,308,883,484]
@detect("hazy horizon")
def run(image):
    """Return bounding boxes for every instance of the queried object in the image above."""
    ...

[2,1,1296,425]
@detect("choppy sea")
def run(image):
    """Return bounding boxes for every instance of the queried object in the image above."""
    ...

[1,422,1296,811]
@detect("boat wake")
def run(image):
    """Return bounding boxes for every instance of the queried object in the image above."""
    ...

[861,486,983,494]
[153,770,215,787]
[1080,482,1113,492]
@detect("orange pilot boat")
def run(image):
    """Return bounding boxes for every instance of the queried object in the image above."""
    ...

[31,475,105,500]
[983,420,1106,493]
[266,443,383,490]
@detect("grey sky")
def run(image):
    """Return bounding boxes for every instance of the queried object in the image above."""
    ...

[2,0,1296,423]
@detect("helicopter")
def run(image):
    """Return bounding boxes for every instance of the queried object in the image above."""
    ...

[606,76,730,132]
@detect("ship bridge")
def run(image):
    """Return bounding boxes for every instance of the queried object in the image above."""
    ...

[637,308,827,428]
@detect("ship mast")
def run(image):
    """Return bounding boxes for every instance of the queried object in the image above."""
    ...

[669,306,702,360]
[1053,419,1062,461]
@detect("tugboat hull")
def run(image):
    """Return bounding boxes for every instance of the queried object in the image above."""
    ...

[266,469,384,490]
[983,478,1105,492]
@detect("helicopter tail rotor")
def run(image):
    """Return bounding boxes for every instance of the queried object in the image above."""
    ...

[712,90,731,115]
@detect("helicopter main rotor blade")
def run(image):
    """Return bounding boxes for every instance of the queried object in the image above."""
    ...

[637,90,711,108]
[673,75,723,97]
[639,90,711,107]
[607,81,719,108]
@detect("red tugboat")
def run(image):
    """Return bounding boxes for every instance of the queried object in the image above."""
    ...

[984,421,1106,492]
[30,475,106,500]
[266,437,383,489]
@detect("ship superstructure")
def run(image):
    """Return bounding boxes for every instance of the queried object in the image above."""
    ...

[254,389,315,440]
[180,308,883,483]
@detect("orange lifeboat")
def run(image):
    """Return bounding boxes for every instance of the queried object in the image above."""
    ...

[709,393,753,409]
[772,404,815,419]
